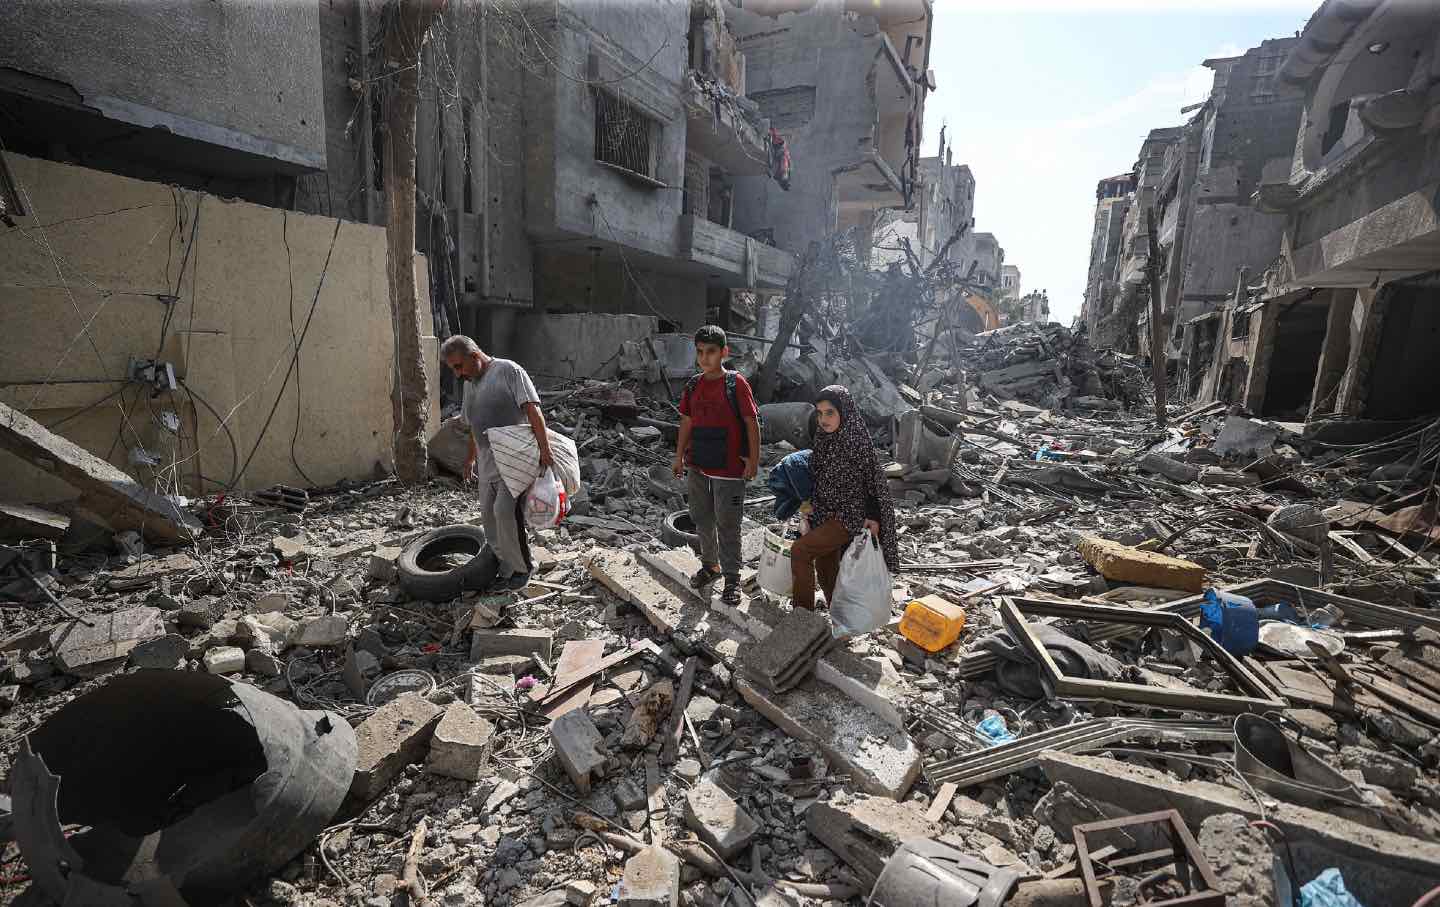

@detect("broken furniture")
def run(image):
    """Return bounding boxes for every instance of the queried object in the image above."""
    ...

[12,671,356,905]
[1072,810,1224,907]
[998,597,1287,713]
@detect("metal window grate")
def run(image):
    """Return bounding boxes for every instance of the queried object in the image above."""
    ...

[594,90,657,179]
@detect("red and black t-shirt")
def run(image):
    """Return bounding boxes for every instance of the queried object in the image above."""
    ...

[680,372,758,479]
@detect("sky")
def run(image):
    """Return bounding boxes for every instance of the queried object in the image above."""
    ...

[921,0,1318,324]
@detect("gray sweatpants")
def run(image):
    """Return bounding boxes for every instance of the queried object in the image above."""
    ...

[687,471,745,582]
[478,452,531,578]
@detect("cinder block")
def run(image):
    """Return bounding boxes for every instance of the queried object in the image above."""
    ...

[550,709,606,795]
[684,779,759,859]
[617,846,679,907]
[1078,536,1204,592]
[426,701,495,781]
[470,628,553,662]
[350,692,444,800]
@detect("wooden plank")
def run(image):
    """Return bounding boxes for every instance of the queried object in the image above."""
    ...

[645,752,666,844]
[1381,650,1440,699]
[539,639,605,719]
[925,782,958,823]
[533,639,658,710]
[661,656,698,765]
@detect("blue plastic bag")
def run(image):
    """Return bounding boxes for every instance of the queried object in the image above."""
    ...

[1299,868,1363,907]
[1200,588,1260,657]
[976,714,1015,746]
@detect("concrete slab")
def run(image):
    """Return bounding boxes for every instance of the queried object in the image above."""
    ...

[1039,750,1440,906]
[805,794,936,887]
[645,549,911,729]
[551,709,606,795]
[471,628,554,662]
[684,779,759,859]
[49,606,164,675]
[426,701,495,781]
[617,845,679,907]
[105,552,202,591]
[1078,536,1205,592]
[350,692,443,801]
[587,550,749,665]
[0,502,68,541]
[736,676,921,800]
[741,607,829,693]
[0,400,202,544]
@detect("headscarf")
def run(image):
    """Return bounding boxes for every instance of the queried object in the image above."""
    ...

[809,385,900,573]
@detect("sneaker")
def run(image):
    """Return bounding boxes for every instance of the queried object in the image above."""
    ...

[689,565,722,590]
[720,582,741,607]
[499,572,531,592]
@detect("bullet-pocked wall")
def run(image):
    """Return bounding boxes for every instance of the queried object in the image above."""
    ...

[0,153,438,505]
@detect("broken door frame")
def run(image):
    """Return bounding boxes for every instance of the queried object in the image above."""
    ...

[998,597,1287,713]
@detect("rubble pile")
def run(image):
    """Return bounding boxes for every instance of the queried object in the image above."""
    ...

[0,373,1438,907]
[962,323,1148,413]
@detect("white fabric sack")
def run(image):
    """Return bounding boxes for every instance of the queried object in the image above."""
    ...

[829,529,893,638]
[524,468,565,529]
[485,425,582,499]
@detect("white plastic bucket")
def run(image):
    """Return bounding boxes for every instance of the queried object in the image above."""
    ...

[758,528,793,597]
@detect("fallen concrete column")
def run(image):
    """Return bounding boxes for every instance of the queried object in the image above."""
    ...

[1038,750,1440,905]
[0,400,202,545]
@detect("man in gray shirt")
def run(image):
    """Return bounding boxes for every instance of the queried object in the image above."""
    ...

[441,335,553,590]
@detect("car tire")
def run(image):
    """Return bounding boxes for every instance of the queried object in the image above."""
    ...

[397,524,499,601]
[662,510,701,553]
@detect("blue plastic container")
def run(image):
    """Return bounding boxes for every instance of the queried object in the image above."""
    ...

[1200,588,1260,657]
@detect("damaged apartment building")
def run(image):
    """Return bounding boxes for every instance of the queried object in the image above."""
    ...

[1084,0,1440,432]
[0,0,933,505]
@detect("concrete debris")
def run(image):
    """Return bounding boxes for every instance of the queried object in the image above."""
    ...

[740,606,830,693]
[425,701,495,781]
[684,778,760,859]
[618,846,680,907]
[551,709,607,794]
[1077,535,1206,592]
[349,692,443,801]
[49,604,164,674]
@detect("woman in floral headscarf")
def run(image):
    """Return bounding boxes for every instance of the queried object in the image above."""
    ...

[790,385,900,611]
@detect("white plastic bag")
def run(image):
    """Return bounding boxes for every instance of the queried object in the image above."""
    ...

[524,468,566,529]
[829,529,892,637]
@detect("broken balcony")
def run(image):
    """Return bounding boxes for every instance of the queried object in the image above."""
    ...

[682,70,770,177]
[678,214,795,289]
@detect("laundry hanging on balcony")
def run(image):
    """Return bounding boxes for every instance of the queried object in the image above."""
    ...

[769,127,791,191]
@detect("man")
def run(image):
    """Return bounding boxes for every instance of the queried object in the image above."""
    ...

[441,335,553,591]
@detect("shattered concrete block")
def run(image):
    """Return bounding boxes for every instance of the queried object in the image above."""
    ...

[255,591,291,613]
[1077,536,1205,592]
[0,400,202,544]
[684,779,759,859]
[620,679,674,748]
[294,614,349,647]
[234,612,297,653]
[0,685,19,709]
[1137,452,1201,484]
[425,701,495,781]
[617,845,679,907]
[177,597,225,630]
[349,692,444,801]
[614,778,647,812]
[805,794,936,888]
[566,879,597,906]
[551,709,607,794]
[0,502,69,541]
[368,546,400,582]
[50,605,165,675]
[246,649,284,677]
[129,633,189,670]
[470,628,553,662]
[1197,813,1278,907]
[203,646,246,675]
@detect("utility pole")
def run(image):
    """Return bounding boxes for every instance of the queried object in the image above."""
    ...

[382,0,446,482]
[1144,208,1167,428]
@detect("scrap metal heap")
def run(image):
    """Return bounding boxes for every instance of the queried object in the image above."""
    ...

[0,330,1439,906]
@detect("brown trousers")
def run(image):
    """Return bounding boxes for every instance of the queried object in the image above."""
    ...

[790,518,852,611]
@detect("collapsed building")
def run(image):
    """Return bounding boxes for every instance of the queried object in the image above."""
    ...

[1083,1,1440,430]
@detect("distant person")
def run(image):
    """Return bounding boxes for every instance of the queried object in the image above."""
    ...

[790,385,899,611]
[441,335,553,591]
[672,326,760,607]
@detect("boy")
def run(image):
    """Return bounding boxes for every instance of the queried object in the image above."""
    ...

[672,325,761,606]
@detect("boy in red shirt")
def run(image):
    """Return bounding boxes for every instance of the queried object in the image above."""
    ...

[672,325,761,606]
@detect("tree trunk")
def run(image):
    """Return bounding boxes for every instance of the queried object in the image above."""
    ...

[384,0,445,483]
[753,288,808,403]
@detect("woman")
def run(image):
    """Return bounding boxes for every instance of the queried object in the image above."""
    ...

[790,385,900,611]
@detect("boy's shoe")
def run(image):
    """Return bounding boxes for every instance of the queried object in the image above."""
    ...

[689,564,722,590]
[720,581,741,607]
